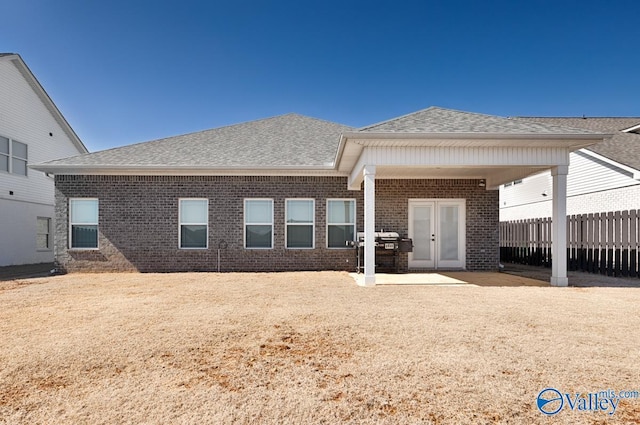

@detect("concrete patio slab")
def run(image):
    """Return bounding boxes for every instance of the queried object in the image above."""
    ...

[349,271,547,287]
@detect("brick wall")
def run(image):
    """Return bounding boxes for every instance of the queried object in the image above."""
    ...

[55,176,498,272]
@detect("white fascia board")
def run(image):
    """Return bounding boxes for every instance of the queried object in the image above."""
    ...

[622,123,640,133]
[29,164,345,176]
[580,148,640,179]
[6,55,89,154]
[341,131,610,148]
[347,150,368,190]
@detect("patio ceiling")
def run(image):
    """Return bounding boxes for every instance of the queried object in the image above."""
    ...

[337,132,607,190]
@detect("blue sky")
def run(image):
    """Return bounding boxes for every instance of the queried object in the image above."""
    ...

[2,0,639,151]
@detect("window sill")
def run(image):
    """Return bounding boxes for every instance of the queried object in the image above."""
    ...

[69,247,99,251]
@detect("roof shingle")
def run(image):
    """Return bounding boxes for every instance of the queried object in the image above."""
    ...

[41,114,353,168]
[517,117,640,171]
[359,107,601,135]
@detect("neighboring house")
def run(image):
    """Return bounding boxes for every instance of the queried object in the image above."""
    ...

[500,117,640,221]
[0,53,88,267]
[32,107,609,286]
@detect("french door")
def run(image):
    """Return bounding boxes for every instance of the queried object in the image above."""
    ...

[408,199,466,269]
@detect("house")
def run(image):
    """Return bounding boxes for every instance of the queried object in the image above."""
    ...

[0,53,88,267]
[31,107,609,286]
[500,117,640,221]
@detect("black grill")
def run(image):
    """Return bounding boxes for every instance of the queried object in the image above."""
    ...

[351,231,413,273]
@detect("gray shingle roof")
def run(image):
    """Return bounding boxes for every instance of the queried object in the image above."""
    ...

[41,114,353,168]
[36,107,611,172]
[516,117,640,171]
[359,106,601,135]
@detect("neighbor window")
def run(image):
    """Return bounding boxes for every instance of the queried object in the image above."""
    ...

[0,136,27,176]
[286,199,314,248]
[179,199,208,249]
[327,199,355,248]
[69,198,98,249]
[245,199,273,249]
[37,217,51,250]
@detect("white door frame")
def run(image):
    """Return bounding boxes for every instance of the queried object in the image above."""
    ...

[408,199,466,269]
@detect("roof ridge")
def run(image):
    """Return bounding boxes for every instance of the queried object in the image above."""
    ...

[517,116,640,119]
[359,106,514,132]
[100,113,349,152]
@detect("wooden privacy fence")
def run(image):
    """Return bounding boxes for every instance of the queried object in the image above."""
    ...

[500,209,640,278]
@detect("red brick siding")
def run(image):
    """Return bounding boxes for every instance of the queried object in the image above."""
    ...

[54,176,498,272]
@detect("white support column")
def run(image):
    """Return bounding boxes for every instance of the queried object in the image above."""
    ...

[551,165,569,286]
[362,165,376,286]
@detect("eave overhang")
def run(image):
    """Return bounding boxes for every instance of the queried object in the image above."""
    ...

[337,131,612,190]
[29,163,344,177]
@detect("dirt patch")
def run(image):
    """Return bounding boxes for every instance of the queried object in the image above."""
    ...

[0,271,639,424]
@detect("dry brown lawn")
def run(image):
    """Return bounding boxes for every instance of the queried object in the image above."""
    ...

[1,272,639,424]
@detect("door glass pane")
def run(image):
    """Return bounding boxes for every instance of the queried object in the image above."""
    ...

[180,199,207,224]
[439,205,459,261]
[413,206,432,260]
[246,200,272,223]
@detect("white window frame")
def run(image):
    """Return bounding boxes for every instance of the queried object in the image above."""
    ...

[0,136,28,176]
[244,198,274,249]
[69,198,99,250]
[178,198,209,250]
[37,217,51,251]
[285,198,315,249]
[326,198,356,249]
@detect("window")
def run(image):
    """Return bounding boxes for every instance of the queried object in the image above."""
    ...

[0,136,27,176]
[179,199,208,249]
[286,199,314,248]
[245,199,273,249]
[69,199,98,249]
[37,217,51,250]
[327,199,355,248]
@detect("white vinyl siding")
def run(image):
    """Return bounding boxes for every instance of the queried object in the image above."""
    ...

[326,199,356,248]
[0,59,85,206]
[500,149,640,220]
[179,199,208,249]
[69,198,99,249]
[245,199,273,249]
[501,150,640,210]
[285,199,314,249]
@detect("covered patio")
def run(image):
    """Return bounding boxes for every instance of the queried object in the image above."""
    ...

[335,108,610,287]
[350,271,547,287]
